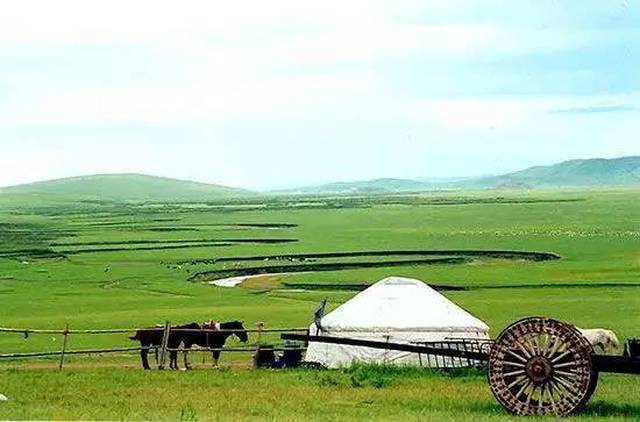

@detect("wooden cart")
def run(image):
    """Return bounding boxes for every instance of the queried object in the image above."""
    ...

[283,316,640,416]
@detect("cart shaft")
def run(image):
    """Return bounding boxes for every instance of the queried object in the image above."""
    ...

[281,333,488,361]
[593,355,640,374]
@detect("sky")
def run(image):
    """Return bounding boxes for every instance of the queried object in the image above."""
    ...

[0,0,638,189]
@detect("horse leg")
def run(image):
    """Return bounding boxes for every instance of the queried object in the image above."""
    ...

[211,350,221,368]
[140,345,151,370]
[169,350,177,370]
[183,348,192,370]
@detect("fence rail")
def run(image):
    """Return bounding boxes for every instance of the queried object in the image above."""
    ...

[0,327,308,335]
[0,323,308,367]
[0,346,307,360]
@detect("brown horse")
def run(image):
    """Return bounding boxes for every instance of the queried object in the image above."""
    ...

[130,322,199,370]
[179,320,248,369]
[130,321,248,369]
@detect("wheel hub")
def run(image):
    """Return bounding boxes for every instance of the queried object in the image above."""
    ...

[525,355,553,384]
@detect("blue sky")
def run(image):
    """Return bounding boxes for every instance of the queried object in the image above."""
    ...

[0,0,638,189]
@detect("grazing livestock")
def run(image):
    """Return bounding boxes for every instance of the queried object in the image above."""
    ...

[129,322,199,370]
[130,320,248,370]
[577,327,620,354]
[179,320,248,369]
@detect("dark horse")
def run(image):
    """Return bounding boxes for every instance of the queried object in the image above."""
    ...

[130,321,248,370]
[179,320,248,369]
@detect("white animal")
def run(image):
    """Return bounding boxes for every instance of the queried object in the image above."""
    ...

[577,328,620,354]
[0,393,7,402]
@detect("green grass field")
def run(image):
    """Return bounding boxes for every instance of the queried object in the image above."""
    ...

[0,188,639,420]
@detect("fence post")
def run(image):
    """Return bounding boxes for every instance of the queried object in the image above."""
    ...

[255,321,265,363]
[256,321,264,346]
[158,321,171,370]
[58,323,69,370]
[384,335,390,364]
[252,322,265,368]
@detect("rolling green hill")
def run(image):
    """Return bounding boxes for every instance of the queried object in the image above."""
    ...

[0,174,254,202]
[467,156,640,189]
[282,178,435,194]
[281,156,640,193]
[2,157,638,201]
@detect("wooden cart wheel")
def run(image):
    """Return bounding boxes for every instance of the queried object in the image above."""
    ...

[488,317,596,416]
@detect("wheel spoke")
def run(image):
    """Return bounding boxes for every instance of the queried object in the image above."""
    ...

[503,360,526,368]
[553,361,578,369]
[547,381,558,414]
[548,380,562,398]
[526,384,537,407]
[506,348,528,363]
[514,380,532,401]
[552,379,574,398]
[538,333,549,356]
[548,379,561,395]
[535,334,545,356]
[516,340,532,359]
[538,384,546,409]
[504,368,526,377]
[523,337,538,356]
[531,336,539,356]
[545,336,560,358]
[551,350,572,363]
[507,374,528,389]
[555,369,578,379]
[556,372,578,384]
[554,375,579,394]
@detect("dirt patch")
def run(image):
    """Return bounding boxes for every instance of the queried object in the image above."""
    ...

[209,273,288,288]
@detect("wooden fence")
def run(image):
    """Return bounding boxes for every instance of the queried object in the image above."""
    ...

[0,323,308,369]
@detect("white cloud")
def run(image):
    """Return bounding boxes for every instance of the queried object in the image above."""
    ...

[1,0,629,128]
[0,1,637,187]
[0,70,373,126]
[0,1,411,45]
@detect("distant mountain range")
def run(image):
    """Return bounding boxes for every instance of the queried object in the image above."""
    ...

[1,156,638,201]
[0,173,253,201]
[281,156,640,194]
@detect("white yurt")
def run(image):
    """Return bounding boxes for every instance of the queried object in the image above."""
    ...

[304,276,489,368]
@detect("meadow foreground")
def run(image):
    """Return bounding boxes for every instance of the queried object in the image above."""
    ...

[0,189,638,420]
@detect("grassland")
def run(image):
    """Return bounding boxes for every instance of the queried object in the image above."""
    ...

[0,188,638,420]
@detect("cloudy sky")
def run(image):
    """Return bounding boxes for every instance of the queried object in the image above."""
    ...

[0,0,638,189]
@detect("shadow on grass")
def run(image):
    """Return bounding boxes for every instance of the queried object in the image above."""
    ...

[190,257,470,282]
[580,400,640,418]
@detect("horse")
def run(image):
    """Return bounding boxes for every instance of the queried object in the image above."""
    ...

[130,322,199,370]
[178,320,248,369]
[577,327,620,354]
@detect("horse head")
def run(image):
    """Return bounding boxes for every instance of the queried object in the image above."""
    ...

[221,320,248,343]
